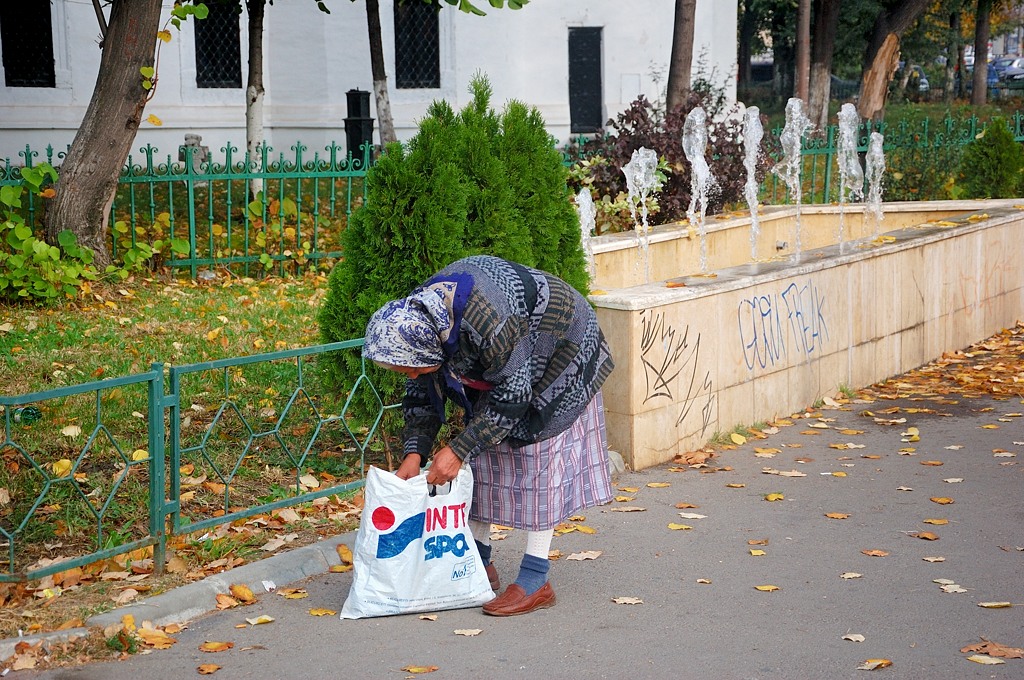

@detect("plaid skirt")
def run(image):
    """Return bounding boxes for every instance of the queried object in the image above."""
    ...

[468,392,613,531]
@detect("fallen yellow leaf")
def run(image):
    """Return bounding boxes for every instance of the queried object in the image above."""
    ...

[215,594,239,610]
[229,583,256,603]
[401,665,439,674]
[923,518,948,525]
[861,549,889,557]
[921,460,943,466]
[278,588,308,599]
[825,513,850,519]
[977,601,1013,608]
[309,608,336,616]
[913,531,939,541]
[966,655,1005,665]
[725,483,745,488]
[667,523,693,531]
[646,482,671,488]
[51,459,73,477]
[749,549,766,556]
[197,664,221,675]
[857,659,892,670]
[730,433,747,445]
[930,497,955,505]
[764,493,784,502]
[199,641,234,653]
[754,585,779,592]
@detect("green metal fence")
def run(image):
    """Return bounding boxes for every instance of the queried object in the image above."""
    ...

[5,111,1024,282]
[761,110,1024,204]
[0,339,397,583]
[0,140,372,279]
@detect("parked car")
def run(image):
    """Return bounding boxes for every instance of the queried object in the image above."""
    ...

[960,63,1000,91]
[993,56,1024,79]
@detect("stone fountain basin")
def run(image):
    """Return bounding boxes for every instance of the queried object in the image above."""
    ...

[590,199,1024,470]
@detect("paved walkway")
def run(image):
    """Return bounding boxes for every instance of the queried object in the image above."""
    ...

[10,393,1024,679]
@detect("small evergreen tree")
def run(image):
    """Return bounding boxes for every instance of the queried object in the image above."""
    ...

[318,74,588,409]
[958,118,1024,199]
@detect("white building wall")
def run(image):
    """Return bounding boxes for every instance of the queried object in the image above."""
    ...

[0,0,737,163]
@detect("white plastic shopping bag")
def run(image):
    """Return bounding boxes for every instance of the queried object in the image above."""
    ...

[340,465,494,619]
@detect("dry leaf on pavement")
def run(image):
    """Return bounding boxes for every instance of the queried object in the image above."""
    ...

[960,638,1024,658]
[199,641,234,653]
[566,550,603,561]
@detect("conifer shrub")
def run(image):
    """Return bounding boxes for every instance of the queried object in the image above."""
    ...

[957,117,1024,199]
[317,75,588,414]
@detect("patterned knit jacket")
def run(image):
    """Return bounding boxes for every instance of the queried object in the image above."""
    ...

[402,255,614,462]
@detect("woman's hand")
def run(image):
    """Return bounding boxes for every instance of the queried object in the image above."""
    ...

[395,453,422,480]
[426,446,462,485]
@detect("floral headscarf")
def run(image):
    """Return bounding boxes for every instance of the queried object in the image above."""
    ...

[362,281,461,367]
[363,276,474,421]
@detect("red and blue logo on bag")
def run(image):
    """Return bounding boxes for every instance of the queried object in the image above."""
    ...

[372,502,470,562]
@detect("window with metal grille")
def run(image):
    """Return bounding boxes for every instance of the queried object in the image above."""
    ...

[0,0,56,88]
[194,0,242,89]
[394,2,439,90]
[569,27,603,134]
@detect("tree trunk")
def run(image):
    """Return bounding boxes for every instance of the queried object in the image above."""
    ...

[858,33,901,121]
[945,11,959,102]
[971,0,993,106]
[795,0,811,102]
[857,0,931,121]
[807,0,842,131]
[666,0,697,111]
[45,0,163,266]
[366,0,396,145]
[737,0,756,87]
[245,0,266,197]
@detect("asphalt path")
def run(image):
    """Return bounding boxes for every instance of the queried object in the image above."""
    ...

[16,394,1024,680]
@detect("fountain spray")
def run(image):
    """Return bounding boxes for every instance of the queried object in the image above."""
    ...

[865,131,886,237]
[773,98,814,256]
[575,188,597,281]
[836,103,865,252]
[743,106,764,261]
[683,107,714,273]
[622,146,659,282]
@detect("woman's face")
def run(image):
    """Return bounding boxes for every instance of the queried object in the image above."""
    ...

[375,362,441,380]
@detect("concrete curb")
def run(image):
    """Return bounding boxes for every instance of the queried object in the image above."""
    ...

[0,532,357,661]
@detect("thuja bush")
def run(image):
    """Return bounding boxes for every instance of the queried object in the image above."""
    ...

[957,118,1024,199]
[882,141,963,202]
[318,74,588,411]
[566,92,768,233]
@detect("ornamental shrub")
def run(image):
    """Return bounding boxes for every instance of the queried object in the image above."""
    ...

[0,164,99,303]
[317,74,588,410]
[957,118,1024,199]
[565,92,766,233]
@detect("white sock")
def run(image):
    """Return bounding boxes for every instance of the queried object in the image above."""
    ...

[524,528,554,559]
[469,519,491,547]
